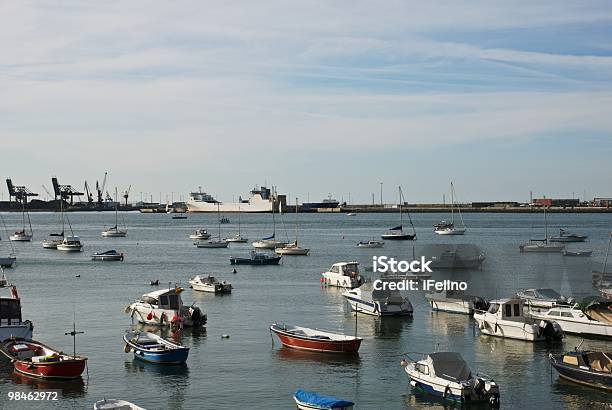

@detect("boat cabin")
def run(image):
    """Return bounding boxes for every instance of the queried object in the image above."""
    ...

[328,262,360,277]
[0,295,22,326]
[139,288,184,310]
[415,352,472,382]
[485,298,527,322]
[560,351,612,373]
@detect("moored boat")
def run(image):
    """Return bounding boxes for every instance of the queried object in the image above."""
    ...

[0,284,33,341]
[57,236,83,252]
[188,275,232,293]
[270,323,362,353]
[195,239,229,248]
[356,240,384,248]
[189,229,211,240]
[516,288,573,309]
[91,250,124,261]
[528,300,612,338]
[434,182,466,235]
[0,337,87,379]
[125,287,206,328]
[293,390,354,410]
[549,229,587,242]
[425,289,488,315]
[473,297,563,341]
[94,399,145,410]
[230,251,281,265]
[10,230,32,242]
[275,241,309,255]
[550,350,611,391]
[321,262,364,289]
[123,331,189,364]
[401,352,500,407]
[563,250,592,257]
[382,187,417,240]
[342,283,413,316]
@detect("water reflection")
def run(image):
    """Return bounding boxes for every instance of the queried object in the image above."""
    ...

[424,311,472,339]
[274,347,361,367]
[131,323,207,345]
[10,372,87,397]
[343,311,412,339]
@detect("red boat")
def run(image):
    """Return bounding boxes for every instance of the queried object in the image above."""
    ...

[270,323,362,353]
[0,338,87,379]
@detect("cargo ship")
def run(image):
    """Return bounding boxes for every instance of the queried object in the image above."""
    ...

[187,186,281,213]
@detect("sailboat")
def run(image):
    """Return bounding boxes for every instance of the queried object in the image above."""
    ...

[593,231,612,288]
[42,199,65,249]
[196,203,229,248]
[252,201,287,249]
[382,186,416,240]
[102,189,127,237]
[276,198,309,255]
[9,200,33,241]
[434,182,466,235]
[226,204,248,243]
[57,212,83,252]
[519,207,565,253]
[0,215,17,267]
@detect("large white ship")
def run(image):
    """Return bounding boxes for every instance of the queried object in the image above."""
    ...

[187,186,278,213]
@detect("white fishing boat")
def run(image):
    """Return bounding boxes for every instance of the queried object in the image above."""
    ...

[401,352,500,407]
[321,262,364,289]
[528,301,612,338]
[473,297,563,341]
[356,239,384,248]
[519,207,564,252]
[102,190,127,237]
[0,283,33,342]
[434,182,466,235]
[195,203,229,248]
[381,187,417,240]
[189,229,211,240]
[188,185,276,212]
[125,286,206,328]
[425,290,488,315]
[342,283,413,316]
[188,275,232,294]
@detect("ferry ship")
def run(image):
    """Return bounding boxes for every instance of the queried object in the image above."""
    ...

[187,186,278,213]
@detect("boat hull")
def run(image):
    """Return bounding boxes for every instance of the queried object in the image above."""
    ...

[343,295,412,317]
[196,241,228,248]
[9,235,32,242]
[426,298,472,315]
[321,273,361,289]
[0,257,16,268]
[57,245,82,252]
[381,234,416,240]
[551,356,612,391]
[294,399,353,410]
[92,254,124,261]
[14,358,86,379]
[474,314,545,341]
[252,240,286,249]
[230,256,281,265]
[434,228,465,235]
[519,244,564,252]
[270,327,361,354]
[101,231,127,237]
[275,247,309,255]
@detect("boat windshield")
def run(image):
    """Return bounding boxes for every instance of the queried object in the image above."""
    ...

[536,289,561,299]
[0,298,22,321]
[342,264,359,275]
[488,303,500,314]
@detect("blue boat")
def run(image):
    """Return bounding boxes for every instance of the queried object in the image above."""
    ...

[293,390,354,410]
[123,331,189,364]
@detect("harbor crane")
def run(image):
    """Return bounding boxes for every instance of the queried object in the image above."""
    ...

[83,181,94,204]
[6,179,38,204]
[51,177,83,205]
[95,172,108,205]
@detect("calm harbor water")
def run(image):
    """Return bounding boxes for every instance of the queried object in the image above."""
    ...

[0,211,611,409]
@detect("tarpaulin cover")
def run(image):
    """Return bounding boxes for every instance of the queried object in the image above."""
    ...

[294,390,354,409]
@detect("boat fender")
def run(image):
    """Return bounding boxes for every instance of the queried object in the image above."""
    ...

[171,314,179,323]
[444,385,452,399]
[124,343,131,353]
[494,322,498,333]
[400,359,407,367]
[479,321,486,330]
[160,312,166,325]
[147,311,154,321]
[124,305,131,314]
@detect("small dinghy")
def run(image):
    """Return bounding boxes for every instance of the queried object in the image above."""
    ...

[91,250,124,261]
[356,240,384,248]
[94,398,145,409]
[270,323,362,353]
[293,390,354,410]
[401,352,500,407]
[189,229,210,240]
[123,331,189,364]
[563,250,593,257]
[195,239,229,248]
[0,337,87,379]
[550,349,612,391]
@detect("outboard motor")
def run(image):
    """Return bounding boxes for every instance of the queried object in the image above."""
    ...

[472,297,489,312]
[489,391,501,408]
[539,320,564,341]
[189,306,207,326]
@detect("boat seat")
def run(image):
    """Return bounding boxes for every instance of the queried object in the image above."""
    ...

[587,352,612,373]
[32,355,60,363]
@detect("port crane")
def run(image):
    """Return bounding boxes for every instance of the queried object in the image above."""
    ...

[95,172,107,205]
[83,181,94,204]
[51,177,83,205]
[123,185,131,206]
[6,179,38,204]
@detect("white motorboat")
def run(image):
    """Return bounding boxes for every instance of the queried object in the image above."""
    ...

[0,284,33,342]
[42,238,63,249]
[401,352,500,407]
[225,234,248,243]
[342,283,413,316]
[356,240,384,248]
[188,275,232,294]
[434,182,466,235]
[189,229,211,240]
[549,229,587,242]
[321,262,364,289]
[425,290,489,315]
[91,250,124,261]
[94,399,145,410]
[473,297,563,342]
[519,207,564,252]
[515,288,573,309]
[125,286,206,328]
[57,235,83,252]
[528,302,612,338]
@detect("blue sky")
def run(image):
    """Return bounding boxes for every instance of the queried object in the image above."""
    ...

[1,1,611,203]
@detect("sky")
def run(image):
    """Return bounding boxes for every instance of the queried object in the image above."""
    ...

[1,1,612,204]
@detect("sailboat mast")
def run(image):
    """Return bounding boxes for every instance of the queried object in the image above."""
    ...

[544,206,548,244]
[398,187,403,228]
[217,203,221,239]
[238,204,241,235]
[295,197,298,244]
[450,182,454,225]
[602,231,611,274]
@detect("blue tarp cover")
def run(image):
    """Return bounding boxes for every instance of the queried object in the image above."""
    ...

[294,390,354,409]
[389,225,402,231]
